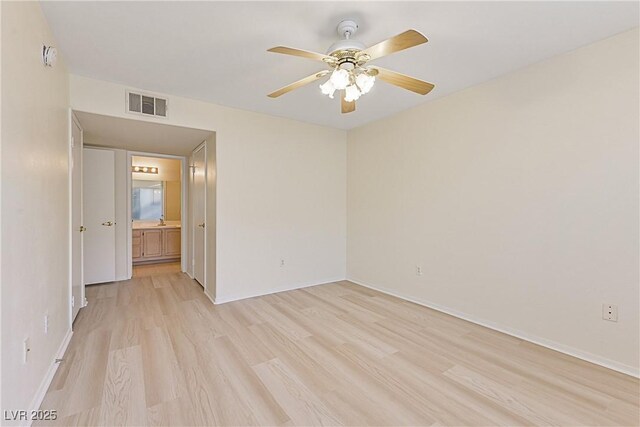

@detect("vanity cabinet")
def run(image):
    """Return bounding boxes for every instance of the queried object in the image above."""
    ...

[133,227,181,264]
[142,229,163,258]
[164,228,181,256]
[132,231,142,259]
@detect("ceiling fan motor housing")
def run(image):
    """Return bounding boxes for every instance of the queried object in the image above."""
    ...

[326,20,367,69]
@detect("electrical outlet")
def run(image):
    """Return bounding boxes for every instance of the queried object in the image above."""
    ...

[44,313,49,335]
[280,259,285,267]
[602,304,618,322]
[416,265,423,276]
[23,338,31,364]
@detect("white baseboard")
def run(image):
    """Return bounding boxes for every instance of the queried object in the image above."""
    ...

[203,288,215,305]
[348,278,639,379]
[27,329,73,425]
[213,277,345,305]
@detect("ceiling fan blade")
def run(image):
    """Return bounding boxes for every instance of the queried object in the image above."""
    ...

[341,92,356,114]
[370,66,434,95]
[359,29,428,62]
[267,70,330,98]
[267,46,335,64]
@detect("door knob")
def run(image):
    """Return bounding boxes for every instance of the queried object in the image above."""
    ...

[101,221,115,226]
[79,226,86,232]
[198,223,205,228]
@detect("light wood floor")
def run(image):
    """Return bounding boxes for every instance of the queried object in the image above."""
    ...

[38,268,639,426]
[131,261,182,278]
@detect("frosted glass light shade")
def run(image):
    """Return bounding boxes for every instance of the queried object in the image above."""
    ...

[319,80,336,99]
[344,84,361,102]
[356,73,375,94]
[330,69,350,90]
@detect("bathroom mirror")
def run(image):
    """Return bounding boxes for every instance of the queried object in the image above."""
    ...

[132,180,163,220]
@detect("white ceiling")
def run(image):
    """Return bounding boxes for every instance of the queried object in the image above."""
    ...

[44,2,638,130]
[76,111,212,156]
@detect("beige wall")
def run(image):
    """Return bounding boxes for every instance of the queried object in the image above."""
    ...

[347,28,639,375]
[70,74,347,303]
[131,155,182,182]
[1,1,71,416]
[165,180,181,221]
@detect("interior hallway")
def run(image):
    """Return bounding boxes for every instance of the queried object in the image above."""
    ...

[37,269,639,426]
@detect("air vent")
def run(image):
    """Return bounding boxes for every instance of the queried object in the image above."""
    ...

[126,90,167,118]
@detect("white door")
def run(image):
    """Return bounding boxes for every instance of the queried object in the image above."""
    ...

[71,116,84,320]
[192,145,206,286]
[83,148,116,284]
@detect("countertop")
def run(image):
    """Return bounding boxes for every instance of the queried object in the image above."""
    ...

[133,221,181,230]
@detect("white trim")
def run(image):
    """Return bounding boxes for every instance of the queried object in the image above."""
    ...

[202,143,208,295]
[190,142,207,292]
[348,278,640,378]
[181,157,189,274]
[69,111,85,323]
[67,109,73,328]
[27,329,73,426]
[213,277,346,305]
[204,288,215,305]
[125,151,132,279]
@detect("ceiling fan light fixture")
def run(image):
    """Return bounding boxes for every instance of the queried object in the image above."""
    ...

[267,21,434,114]
[344,84,361,102]
[319,80,336,99]
[329,68,350,90]
[356,73,375,94]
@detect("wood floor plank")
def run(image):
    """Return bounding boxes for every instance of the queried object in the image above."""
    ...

[146,397,197,427]
[295,336,435,426]
[37,263,640,426]
[252,358,343,426]
[140,326,184,408]
[58,329,112,418]
[382,352,532,426]
[100,345,147,426]
[249,321,340,395]
[209,336,290,426]
[443,364,583,426]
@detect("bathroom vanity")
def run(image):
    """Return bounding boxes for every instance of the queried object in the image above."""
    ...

[132,223,181,264]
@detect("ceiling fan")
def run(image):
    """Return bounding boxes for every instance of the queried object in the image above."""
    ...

[267,20,435,114]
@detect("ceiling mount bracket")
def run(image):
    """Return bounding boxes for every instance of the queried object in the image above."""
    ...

[336,20,359,40]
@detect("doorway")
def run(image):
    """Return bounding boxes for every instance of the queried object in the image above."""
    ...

[69,111,214,319]
[130,155,184,273]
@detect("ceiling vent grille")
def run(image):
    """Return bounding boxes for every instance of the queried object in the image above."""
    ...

[126,90,167,118]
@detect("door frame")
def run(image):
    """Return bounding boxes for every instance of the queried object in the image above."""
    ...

[190,141,207,290]
[126,150,189,278]
[68,110,85,328]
